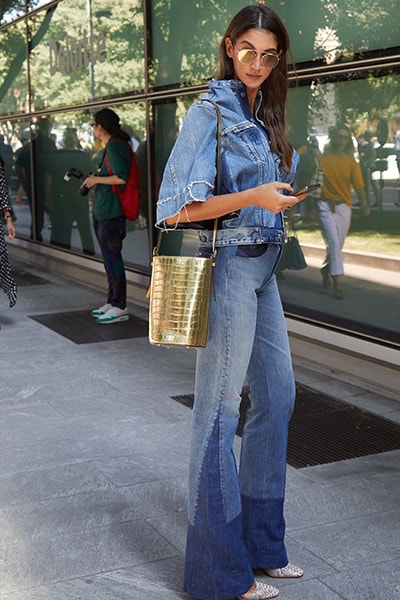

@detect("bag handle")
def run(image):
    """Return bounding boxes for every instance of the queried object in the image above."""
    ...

[203,99,223,196]
[155,99,223,261]
[203,99,222,263]
[103,138,133,195]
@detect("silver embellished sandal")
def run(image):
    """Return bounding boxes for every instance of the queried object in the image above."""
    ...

[237,580,279,599]
[264,562,304,579]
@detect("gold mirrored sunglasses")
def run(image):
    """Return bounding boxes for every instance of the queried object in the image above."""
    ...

[236,48,280,68]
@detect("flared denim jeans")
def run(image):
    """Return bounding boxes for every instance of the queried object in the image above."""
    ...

[184,243,296,600]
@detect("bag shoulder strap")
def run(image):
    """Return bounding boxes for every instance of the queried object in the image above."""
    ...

[104,151,112,175]
[201,99,222,259]
[156,101,221,257]
[201,99,222,195]
[104,138,135,194]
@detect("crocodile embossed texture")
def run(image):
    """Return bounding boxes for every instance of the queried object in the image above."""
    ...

[149,255,212,347]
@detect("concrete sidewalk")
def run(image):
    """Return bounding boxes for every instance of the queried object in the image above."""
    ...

[0,259,399,599]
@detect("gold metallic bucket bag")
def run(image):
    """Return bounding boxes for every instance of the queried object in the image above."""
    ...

[148,100,222,348]
[148,228,217,348]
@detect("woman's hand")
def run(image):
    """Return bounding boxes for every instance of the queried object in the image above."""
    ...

[82,176,98,189]
[6,220,16,240]
[255,182,308,213]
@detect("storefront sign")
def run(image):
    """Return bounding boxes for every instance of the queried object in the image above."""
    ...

[49,30,106,76]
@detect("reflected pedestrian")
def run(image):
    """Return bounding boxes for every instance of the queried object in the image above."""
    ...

[46,127,95,254]
[0,135,14,191]
[358,131,378,206]
[15,117,57,241]
[318,125,370,299]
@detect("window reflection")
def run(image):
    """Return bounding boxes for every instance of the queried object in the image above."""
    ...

[0,0,25,25]
[26,0,55,12]
[152,94,204,256]
[46,125,96,253]
[14,116,57,241]
[7,104,149,267]
[0,0,399,347]
[28,0,144,111]
[0,20,29,117]
[150,1,221,89]
[280,70,400,344]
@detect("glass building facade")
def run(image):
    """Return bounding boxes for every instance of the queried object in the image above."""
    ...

[0,0,399,353]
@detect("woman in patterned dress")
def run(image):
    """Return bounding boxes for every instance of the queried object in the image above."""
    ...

[0,154,17,308]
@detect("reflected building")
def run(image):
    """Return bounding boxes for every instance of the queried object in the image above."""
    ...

[0,0,398,392]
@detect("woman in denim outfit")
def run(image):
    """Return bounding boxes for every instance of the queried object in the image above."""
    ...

[157,6,306,600]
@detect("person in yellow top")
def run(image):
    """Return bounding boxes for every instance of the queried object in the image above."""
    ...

[317,125,370,299]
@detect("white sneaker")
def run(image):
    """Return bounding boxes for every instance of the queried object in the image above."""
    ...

[91,303,111,317]
[96,306,129,324]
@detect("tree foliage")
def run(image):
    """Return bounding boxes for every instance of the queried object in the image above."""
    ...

[0,0,399,139]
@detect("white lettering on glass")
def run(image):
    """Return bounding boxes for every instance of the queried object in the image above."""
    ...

[49,30,106,76]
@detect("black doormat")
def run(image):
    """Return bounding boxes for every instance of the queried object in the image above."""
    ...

[13,268,50,286]
[171,386,400,468]
[29,309,148,344]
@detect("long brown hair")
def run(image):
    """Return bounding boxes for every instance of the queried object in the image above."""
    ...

[217,4,293,172]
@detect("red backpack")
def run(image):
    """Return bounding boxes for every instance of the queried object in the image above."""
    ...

[105,139,140,221]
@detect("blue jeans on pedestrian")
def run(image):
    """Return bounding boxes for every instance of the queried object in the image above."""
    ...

[94,216,127,309]
[184,243,296,600]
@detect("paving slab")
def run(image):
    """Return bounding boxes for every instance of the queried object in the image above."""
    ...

[0,260,399,599]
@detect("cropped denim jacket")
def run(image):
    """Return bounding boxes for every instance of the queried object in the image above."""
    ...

[156,79,298,247]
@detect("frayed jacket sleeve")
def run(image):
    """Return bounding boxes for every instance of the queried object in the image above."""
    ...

[156,101,218,227]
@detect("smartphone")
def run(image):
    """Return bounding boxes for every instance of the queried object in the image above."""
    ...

[293,184,321,196]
